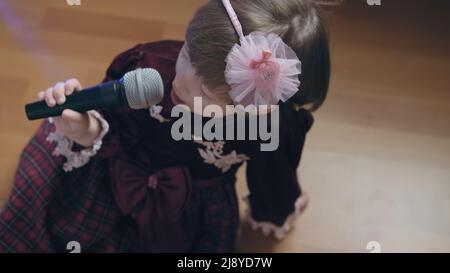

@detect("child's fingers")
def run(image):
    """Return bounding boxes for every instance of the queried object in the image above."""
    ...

[37,91,45,100]
[64,79,82,96]
[52,82,66,105]
[44,87,56,107]
[39,79,81,106]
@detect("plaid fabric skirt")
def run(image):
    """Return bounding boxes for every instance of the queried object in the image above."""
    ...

[0,121,240,253]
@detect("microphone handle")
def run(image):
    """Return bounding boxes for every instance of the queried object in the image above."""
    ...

[25,81,127,121]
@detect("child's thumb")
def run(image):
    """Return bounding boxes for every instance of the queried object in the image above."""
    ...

[61,109,86,125]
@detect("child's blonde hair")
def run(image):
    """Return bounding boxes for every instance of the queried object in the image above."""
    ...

[186,0,330,111]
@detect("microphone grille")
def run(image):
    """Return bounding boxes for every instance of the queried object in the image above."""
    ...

[123,68,164,110]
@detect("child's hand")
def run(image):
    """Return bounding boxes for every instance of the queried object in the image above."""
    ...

[38,79,102,148]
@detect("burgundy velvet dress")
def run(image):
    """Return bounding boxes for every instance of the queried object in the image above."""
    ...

[0,41,314,253]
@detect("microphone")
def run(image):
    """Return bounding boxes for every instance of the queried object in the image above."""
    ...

[25,68,164,120]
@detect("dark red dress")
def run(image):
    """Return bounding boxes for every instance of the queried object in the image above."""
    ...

[0,41,314,252]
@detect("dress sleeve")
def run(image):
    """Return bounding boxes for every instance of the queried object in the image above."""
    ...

[244,108,314,239]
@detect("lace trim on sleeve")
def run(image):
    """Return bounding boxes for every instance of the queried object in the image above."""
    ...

[46,110,109,172]
[243,194,308,240]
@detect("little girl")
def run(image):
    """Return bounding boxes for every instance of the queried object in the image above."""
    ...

[0,0,329,252]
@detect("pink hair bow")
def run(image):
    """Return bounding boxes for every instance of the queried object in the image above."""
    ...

[222,0,302,107]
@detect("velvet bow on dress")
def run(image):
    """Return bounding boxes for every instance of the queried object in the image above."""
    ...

[109,154,192,252]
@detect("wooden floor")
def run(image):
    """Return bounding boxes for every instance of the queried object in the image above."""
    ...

[0,0,449,252]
